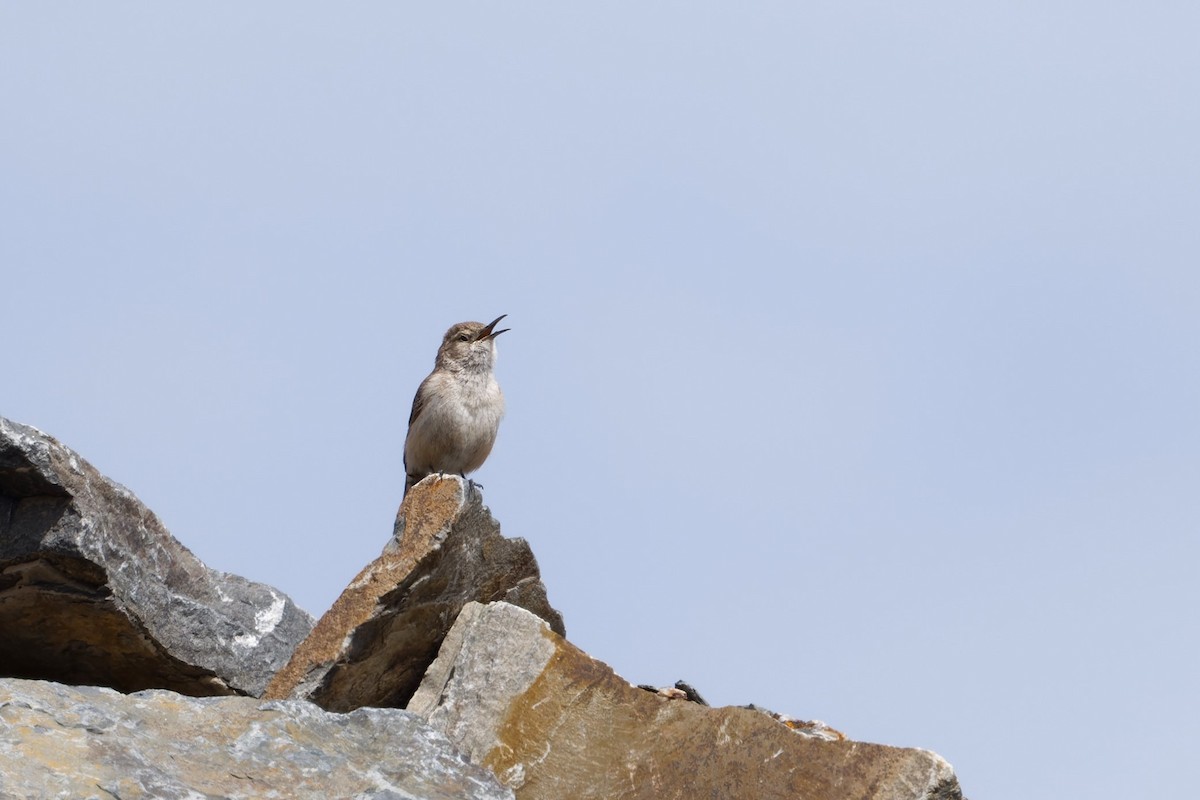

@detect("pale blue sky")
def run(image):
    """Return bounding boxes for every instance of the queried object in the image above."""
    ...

[4,5,1198,797]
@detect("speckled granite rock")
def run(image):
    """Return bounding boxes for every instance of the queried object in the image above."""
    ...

[0,416,313,696]
[0,677,513,800]
[410,602,963,800]
[265,475,563,711]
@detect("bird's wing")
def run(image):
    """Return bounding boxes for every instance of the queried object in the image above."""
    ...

[407,375,431,428]
[403,382,423,479]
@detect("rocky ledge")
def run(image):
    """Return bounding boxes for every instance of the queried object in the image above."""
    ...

[0,677,512,800]
[0,415,964,799]
[0,416,312,697]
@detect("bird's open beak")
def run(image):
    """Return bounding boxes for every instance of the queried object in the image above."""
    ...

[476,314,510,341]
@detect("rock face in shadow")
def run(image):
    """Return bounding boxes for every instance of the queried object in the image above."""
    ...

[410,602,963,800]
[0,416,313,697]
[265,475,564,711]
[0,677,514,800]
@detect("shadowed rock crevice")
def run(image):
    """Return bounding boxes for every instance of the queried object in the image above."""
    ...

[0,556,235,695]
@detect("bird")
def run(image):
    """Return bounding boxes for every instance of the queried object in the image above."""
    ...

[403,315,509,495]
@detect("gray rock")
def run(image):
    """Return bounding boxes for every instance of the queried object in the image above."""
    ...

[411,602,964,800]
[0,677,514,800]
[266,475,563,711]
[0,416,313,697]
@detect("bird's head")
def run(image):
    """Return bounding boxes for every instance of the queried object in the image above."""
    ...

[435,314,509,371]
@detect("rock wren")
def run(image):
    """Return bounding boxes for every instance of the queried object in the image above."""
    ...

[403,315,509,495]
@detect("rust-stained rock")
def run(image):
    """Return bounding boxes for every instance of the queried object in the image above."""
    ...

[265,475,563,711]
[0,677,514,800]
[0,416,313,697]
[410,602,962,800]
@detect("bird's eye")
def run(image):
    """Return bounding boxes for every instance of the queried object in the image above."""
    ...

[457,332,472,342]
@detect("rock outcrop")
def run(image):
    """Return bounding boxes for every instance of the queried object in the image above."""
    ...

[0,677,514,800]
[0,416,313,697]
[0,416,965,798]
[410,602,962,800]
[265,475,563,711]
